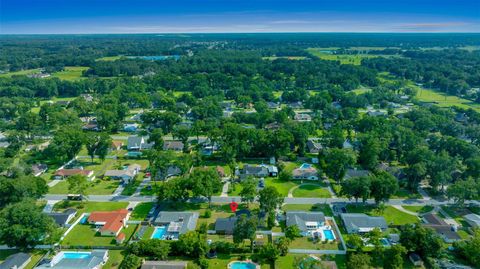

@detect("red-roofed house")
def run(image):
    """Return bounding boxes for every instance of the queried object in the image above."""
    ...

[54,169,94,180]
[88,209,130,236]
[116,232,126,244]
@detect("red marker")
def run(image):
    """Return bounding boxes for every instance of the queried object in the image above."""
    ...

[229,201,238,213]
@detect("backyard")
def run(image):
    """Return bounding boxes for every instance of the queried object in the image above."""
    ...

[62,223,137,246]
[346,205,419,226]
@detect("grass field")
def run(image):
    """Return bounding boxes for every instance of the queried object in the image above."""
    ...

[51,66,89,81]
[292,184,331,198]
[96,56,124,61]
[306,48,379,65]
[62,224,136,246]
[402,205,433,214]
[53,201,129,218]
[415,87,480,112]
[262,56,307,60]
[48,179,120,195]
[103,250,125,269]
[130,202,154,220]
[346,205,419,226]
[282,204,333,216]
[0,68,44,78]
[264,178,300,196]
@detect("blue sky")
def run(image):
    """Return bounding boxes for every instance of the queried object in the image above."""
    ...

[1,0,479,34]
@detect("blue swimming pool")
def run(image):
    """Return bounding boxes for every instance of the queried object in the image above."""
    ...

[300,163,312,169]
[151,226,167,239]
[62,252,91,259]
[229,261,257,269]
[323,229,335,240]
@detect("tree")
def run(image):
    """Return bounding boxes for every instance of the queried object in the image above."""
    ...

[120,254,142,269]
[128,239,170,260]
[47,127,85,162]
[189,168,222,207]
[347,234,364,251]
[85,133,99,163]
[447,178,479,206]
[172,126,191,153]
[276,237,290,256]
[278,170,292,181]
[453,229,480,267]
[323,148,356,182]
[0,200,60,249]
[370,172,398,205]
[258,243,280,265]
[0,176,48,207]
[239,177,257,207]
[341,176,371,204]
[67,174,89,198]
[233,215,258,251]
[400,225,444,259]
[175,231,208,258]
[383,244,407,269]
[284,225,301,240]
[346,253,371,269]
[157,177,190,204]
[96,133,112,162]
[258,186,284,215]
[148,128,164,151]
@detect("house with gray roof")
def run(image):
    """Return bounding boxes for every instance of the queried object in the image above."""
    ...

[422,213,461,243]
[153,212,199,236]
[141,261,187,269]
[307,138,323,153]
[286,211,326,233]
[464,213,480,228]
[127,136,153,151]
[35,250,108,269]
[163,140,184,152]
[237,164,277,179]
[104,164,141,184]
[340,213,388,234]
[47,209,77,227]
[0,252,31,269]
[343,169,370,180]
[215,217,237,235]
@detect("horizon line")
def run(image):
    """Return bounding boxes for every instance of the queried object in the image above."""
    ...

[1,31,480,35]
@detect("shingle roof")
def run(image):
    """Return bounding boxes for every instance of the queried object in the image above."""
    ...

[341,213,388,233]
[36,250,108,269]
[286,211,325,231]
[154,212,199,234]
[215,217,237,234]
[141,261,188,269]
[0,252,31,269]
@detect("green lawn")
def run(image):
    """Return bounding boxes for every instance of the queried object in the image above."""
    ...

[48,179,119,195]
[62,223,137,246]
[392,188,422,199]
[53,201,129,220]
[121,177,142,196]
[282,204,333,216]
[51,66,89,81]
[131,202,154,220]
[264,178,300,196]
[287,236,342,250]
[306,48,380,65]
[346,205,419,226]
[262,56,307,60]
[292,184,331,198]
[228,182,243,196]
[96,56,124,61]
[0,68,42,78]
[416,87,480,112]
[402,205,433,214]
[103,250,125,269]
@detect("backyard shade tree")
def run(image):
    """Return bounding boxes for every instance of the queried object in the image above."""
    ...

[322,148,357,182]
[174,231,208,259]
[369,171,398,205]
[400,225,444,259]
[341,176,371,204]
[233,215,258,251]
[0,176,48,207]
[258,186,284,215]
[284,225,301,240]
[346,252,371,269]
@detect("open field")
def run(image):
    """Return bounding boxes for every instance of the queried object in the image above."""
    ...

[130,202,154,220]
[0,68,43,78]
[48,179,119,195]
[402,205,433,214]
[51,66,89,81]
[415,87,480,112]
[53,201,129,217]
[306,48,380,65]
[96,56,124,61]
[262,56,307,60]
[292,183,331,198]
[346,205,419,225]
[62,224,137,246]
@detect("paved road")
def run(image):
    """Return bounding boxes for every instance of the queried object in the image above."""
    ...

[43,194,478,207]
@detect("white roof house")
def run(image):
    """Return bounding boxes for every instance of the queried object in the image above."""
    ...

[464,214,480,228]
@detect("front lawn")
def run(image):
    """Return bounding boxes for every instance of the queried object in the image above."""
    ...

[53,201,129,221]
[346,205,419,226]
[402,205,433,214]
[292,184,331,198]
[48,179,119,195]
[131,202,154,220]
[62,223,137,246]
[282,204,333,216]
[121,177,143,196]
[264,178,300,196]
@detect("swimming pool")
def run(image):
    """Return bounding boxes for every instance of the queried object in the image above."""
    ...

[62,252,92,259]
[323,229,335,240]
[228,261,258,269]
[151,226,167,239]
[300,163,312,169]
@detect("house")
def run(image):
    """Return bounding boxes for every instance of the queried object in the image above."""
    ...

[215,217,237,235]
[342,139,353,149]
[422,213,461,243]
[163,140,184,152]
[123,123,139,132]
[81,94,94,102]
[341,213,388,234]
[88,209,130,236]
[157,166,182,180]
[464,213,480,228]
[111,141,123,151]
[286,211,326,233]
[267,102,279,110]
[0,252,31,269]
[54,169,94,180]
[343,169,370,180]
[294,113,312,122]
[0,132,9,148]
[141,261,188,269]
[292,164,318,180]
[28,73,50,79]
[31,164,48,177]
[35,250,108,269]
[238,165,268,179]
[47,209,77,227]
[409,253,424,267]
[288,101,303,109]
[307,138,323,153]
[127,136,153,151]
[104,164,141,184]
[153,212,199,237]
[216,166,225,177]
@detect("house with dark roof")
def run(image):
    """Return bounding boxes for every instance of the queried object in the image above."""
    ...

[153,212,199,237]
[237,165,269,179]
[104,164,141,184]
[215,217,237,235]
[31,164,48,177]
[47,209,77,227]
[286,211,326,233]
[340,213,388,234]
[0,252,31,269]
[422,213,461,243]
[35,250,108,269]
[294,113,312,122]
[343,169,370,180]
[307,138,323,153]
[141,261,188,269]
